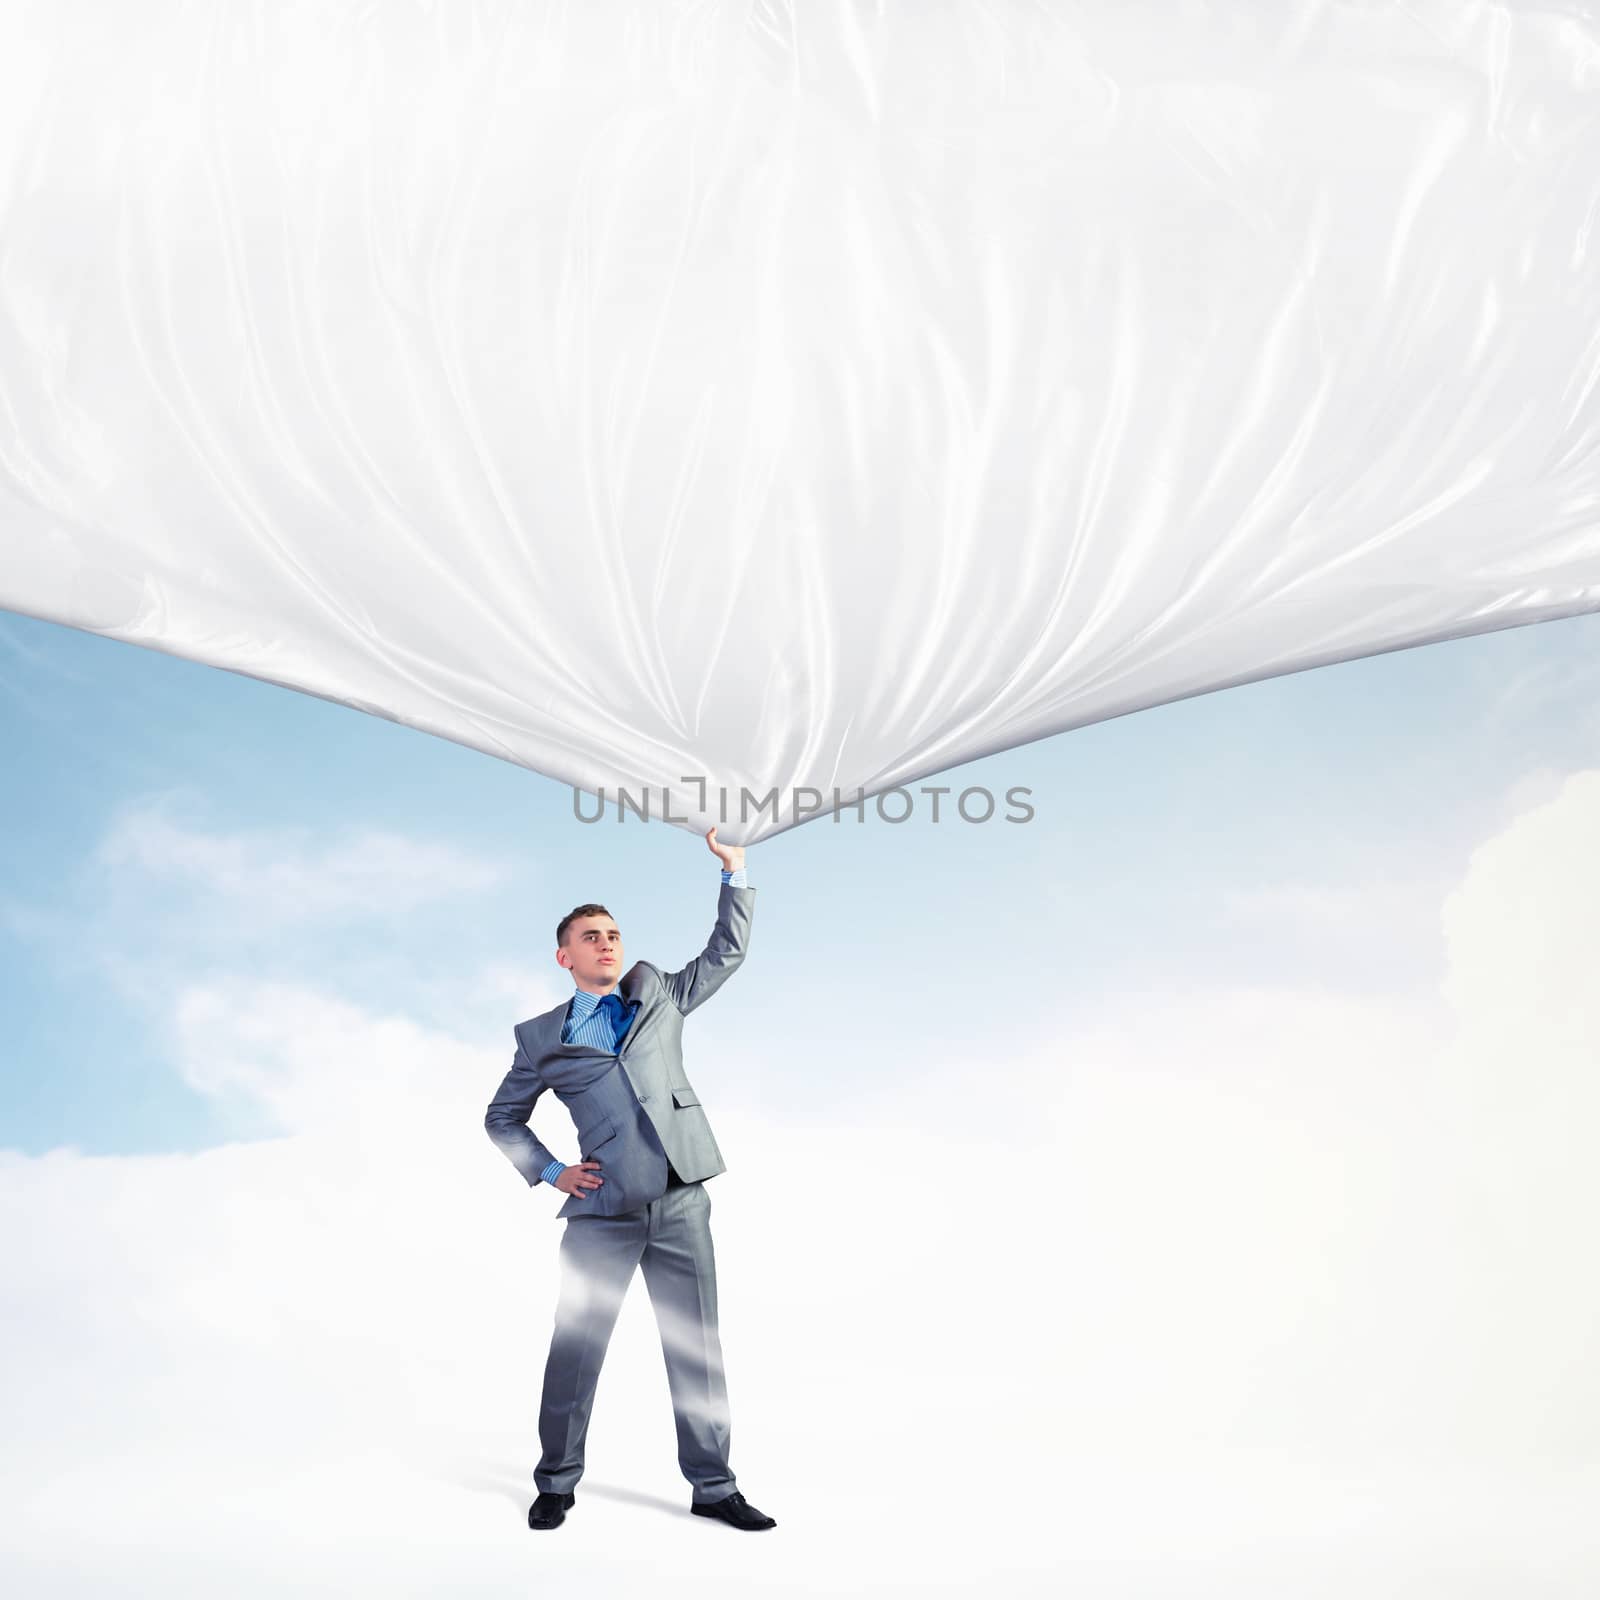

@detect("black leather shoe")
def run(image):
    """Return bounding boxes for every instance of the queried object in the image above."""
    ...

[691,1490,777,1530]
[528,1490,575,1530]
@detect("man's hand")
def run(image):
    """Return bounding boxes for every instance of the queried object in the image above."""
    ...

[553,1160,604,1198]
[706,825,746,874]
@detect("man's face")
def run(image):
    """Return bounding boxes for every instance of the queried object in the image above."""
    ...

[558,914,624,991]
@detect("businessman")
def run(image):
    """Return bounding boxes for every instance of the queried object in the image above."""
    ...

[483,826,777,1533]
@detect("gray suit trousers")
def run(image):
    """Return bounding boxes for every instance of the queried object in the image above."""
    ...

[534,1172,736,1504]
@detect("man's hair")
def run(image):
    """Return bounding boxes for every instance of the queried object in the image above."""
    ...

[557,902,613,947]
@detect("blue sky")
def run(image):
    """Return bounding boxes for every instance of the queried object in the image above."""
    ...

[3,604,1597,1160]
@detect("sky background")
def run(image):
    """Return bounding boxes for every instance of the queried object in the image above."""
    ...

[2,605,1599,1596]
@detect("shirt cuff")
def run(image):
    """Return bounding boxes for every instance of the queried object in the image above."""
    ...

[721,867,749,888]
[540,1157,567,1186]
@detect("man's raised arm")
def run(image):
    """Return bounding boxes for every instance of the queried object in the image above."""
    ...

[657,827,755,1015]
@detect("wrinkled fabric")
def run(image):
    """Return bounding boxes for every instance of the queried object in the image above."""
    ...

[2,1,1598,841]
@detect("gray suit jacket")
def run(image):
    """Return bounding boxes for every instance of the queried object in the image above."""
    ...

[484,881,755,1220]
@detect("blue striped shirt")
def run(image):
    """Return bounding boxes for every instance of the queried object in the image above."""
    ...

[540,866,748,1186]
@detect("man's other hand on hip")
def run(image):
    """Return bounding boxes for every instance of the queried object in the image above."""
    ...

[553,1160,604,1198]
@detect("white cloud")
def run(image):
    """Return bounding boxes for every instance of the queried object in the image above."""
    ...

[1473,646,1600,744]
[1441,768,1600,1059]
[1215,875,1442,938]
[94,797,505,924]
[2,775,1598,1594]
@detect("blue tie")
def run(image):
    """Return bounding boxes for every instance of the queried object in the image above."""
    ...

[598,991,631,1047]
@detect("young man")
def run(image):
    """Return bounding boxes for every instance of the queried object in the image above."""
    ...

[483,826,777,1533]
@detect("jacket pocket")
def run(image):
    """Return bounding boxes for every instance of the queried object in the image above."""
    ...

[670,1086,700,1108]
[577,1117,618,1157]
